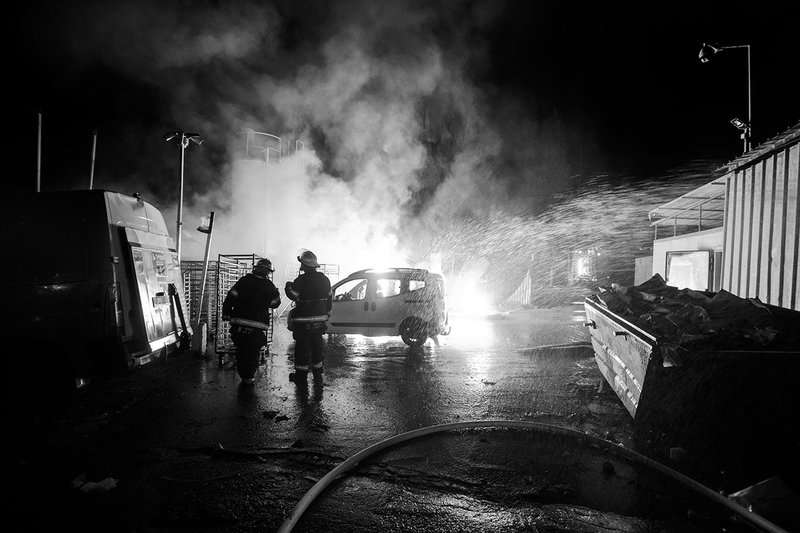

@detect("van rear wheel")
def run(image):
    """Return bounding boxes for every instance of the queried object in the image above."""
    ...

[400,318,427,347]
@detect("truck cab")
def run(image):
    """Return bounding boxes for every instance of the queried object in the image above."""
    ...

[1,190,190,394]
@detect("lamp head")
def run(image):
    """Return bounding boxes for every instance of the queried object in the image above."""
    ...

[698,43,721,63]
[730,118,748,131]
[163,131,180,142]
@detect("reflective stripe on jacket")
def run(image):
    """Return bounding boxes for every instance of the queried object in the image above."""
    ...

[230,317,270,330]
[285,270,332,320]
[292,314,330,323]
[222,273,281,327]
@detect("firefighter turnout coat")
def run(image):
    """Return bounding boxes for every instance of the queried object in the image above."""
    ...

[222,273,281,332]
[285,270,332,329]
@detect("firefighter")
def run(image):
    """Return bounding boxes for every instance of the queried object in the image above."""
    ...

[221,258,281,386]
[285,250,332,386]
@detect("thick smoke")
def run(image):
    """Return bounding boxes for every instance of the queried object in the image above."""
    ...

[33,0,726,301]
[37,0,584,283]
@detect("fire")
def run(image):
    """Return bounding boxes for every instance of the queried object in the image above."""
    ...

[447,281,496,317]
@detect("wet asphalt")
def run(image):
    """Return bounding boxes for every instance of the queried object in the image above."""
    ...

[5,304,795,532]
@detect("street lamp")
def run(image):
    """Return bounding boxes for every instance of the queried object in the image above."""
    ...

[698,43,752,152]
[164,130,203,262]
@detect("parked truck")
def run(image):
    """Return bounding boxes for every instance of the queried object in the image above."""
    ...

[1,189,191,395]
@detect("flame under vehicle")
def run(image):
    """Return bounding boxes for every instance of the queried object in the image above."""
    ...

[1,189,191,394]
[327,268,450,347]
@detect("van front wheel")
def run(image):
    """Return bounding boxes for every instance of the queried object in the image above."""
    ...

[400,318,427,347]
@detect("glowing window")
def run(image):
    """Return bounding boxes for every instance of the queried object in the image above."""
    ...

[376,278,401,298]
[665,250,711,291]
[408,280,426,292]
[333,278,368,301]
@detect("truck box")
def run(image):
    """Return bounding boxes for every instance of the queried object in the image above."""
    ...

[1,190,191,393]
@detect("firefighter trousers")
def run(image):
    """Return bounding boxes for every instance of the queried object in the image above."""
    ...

[292,323,325,375]
[231,325,266,380]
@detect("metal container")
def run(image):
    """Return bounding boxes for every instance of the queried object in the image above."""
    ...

[583,296,800,440]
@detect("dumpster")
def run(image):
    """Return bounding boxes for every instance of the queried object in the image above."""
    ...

[583,275,800,453]
[583,276,800,503]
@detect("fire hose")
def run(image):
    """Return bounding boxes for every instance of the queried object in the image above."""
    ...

[277,420,787,533]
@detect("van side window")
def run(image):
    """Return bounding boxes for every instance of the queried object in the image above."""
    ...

[376,278,401,298]
[408,280,426,292]
[334,279,368,301]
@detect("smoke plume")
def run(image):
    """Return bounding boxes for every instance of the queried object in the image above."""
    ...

[27,0,588,281]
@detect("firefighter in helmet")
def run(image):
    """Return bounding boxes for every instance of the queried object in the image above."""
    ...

[285,250,332,386]
[221,258,281,386]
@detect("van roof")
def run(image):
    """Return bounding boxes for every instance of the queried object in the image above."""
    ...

[4,189,171,237]
[347,268,437,279]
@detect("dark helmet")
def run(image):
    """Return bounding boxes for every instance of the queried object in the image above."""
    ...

[253,258,274,274]
[297,250,319,269]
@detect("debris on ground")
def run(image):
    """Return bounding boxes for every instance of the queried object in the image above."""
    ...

[728,476,800,529]
[589,274,800,352]
[71,474,118,493]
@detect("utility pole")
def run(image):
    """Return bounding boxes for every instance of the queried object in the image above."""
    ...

[699,43,752,152]
[36,112,42,192]
[163,130,203,262]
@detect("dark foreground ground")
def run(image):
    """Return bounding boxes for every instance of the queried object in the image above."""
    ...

[4,305,799,532]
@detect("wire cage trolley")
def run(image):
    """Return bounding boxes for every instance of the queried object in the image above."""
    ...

[214,254,274,367]
[181,260,219,330]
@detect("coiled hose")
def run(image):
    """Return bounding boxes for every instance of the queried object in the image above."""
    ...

[277,420,786,533]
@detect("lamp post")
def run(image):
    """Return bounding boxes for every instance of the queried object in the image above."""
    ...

[89,129,97,190]
[164,130,203,262]
[698,43,752,152]
[196,212,215,331]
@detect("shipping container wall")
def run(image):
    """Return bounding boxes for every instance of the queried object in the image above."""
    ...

[634,256,654,285]
[721,142,800,311]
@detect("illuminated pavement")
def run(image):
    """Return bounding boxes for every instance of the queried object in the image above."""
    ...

[7,304,785,532]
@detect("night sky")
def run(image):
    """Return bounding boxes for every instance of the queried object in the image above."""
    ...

[6,0,800,268]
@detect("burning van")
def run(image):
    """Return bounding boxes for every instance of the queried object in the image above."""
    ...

[327,268,450,347]
[1,190,191,394]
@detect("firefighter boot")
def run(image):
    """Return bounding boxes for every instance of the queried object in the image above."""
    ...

[289,370,308,385]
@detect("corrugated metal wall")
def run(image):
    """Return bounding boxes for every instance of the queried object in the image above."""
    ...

[504,269,532,307]
[721,142,800,310]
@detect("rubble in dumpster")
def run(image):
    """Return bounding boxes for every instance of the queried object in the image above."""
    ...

[589,274,800,354]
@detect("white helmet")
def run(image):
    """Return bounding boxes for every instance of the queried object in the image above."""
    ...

[297,250,319,269]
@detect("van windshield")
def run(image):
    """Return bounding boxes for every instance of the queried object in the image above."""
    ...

[0,217,88,286]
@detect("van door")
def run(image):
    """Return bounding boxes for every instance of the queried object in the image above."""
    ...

[328,275,375,334]
[369,275,404,333]
[130,249,173,347]
[125,228,185,355]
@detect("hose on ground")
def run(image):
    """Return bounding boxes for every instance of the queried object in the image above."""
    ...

[516,341,593,352]
[277,420,785,533]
